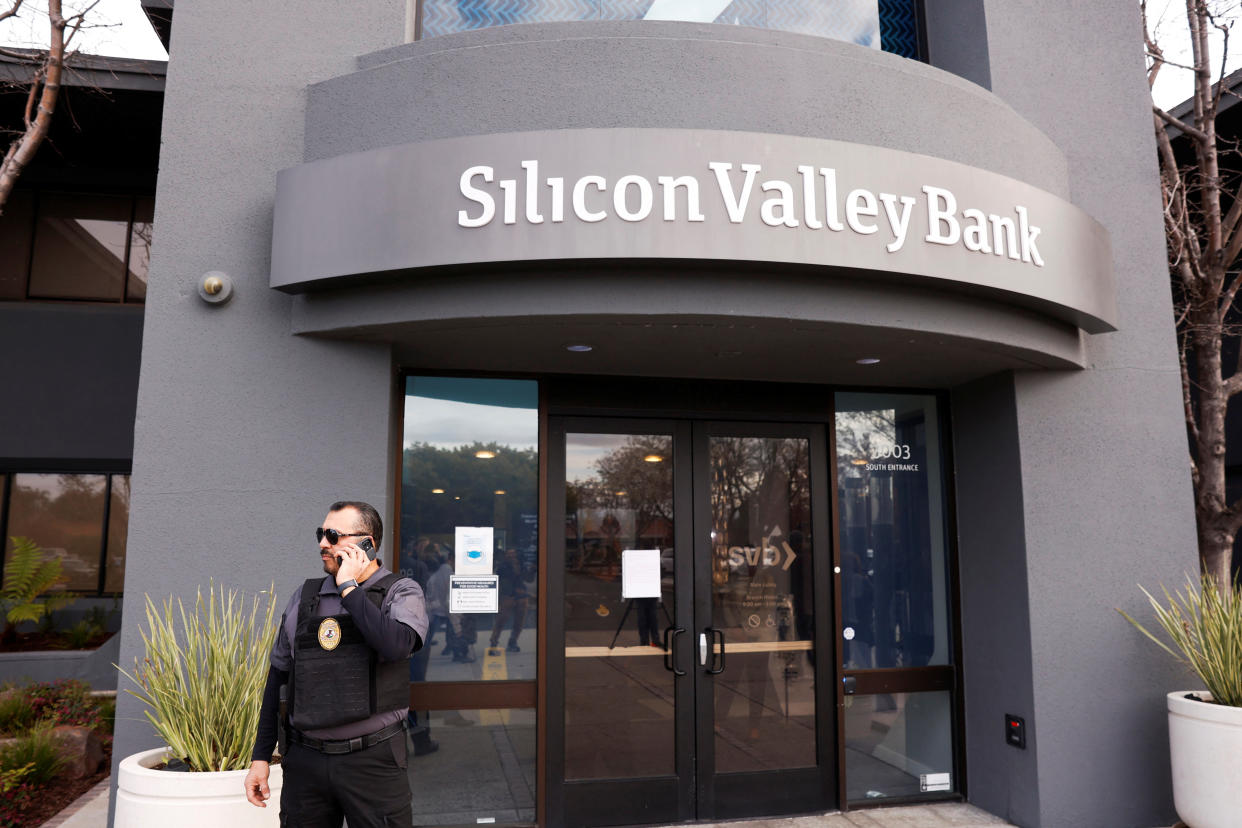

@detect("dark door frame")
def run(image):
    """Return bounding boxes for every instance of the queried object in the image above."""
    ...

[690,420,836,820]
[546,414,838,827]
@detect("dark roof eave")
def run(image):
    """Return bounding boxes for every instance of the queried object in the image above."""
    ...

[0,50,166,92]
[1166,65,1242,127]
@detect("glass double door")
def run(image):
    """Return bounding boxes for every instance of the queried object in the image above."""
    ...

[549,418,836,826]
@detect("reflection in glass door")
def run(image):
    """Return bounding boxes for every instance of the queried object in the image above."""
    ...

[706,434,815,774]
[550,419,834,827]
[563,432,677,781]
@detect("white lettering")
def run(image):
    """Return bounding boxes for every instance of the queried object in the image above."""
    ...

[797,166,823,230]
[456,164,1045,272]
[846,189,879,235]
[614,174,654,222]
[548,177,565,223]
[821,168,845,231]
[924,185,960,245]
[760,180,799,228]
[499,178,517,225]
[989,214,1018,260]
[457,165,495,228]
[710,162,761,223]
[520,160,543,224]
[658,175,705,222]
[572,175,608,223]
[879,192,916,252]
[962,208,991,253]
[1016,205,1044,266]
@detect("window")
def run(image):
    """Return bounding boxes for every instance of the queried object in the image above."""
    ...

[399,376,540,681]
[834,392,958,804]
[411,708,535,825]
[836,392,951,670]
[416,0,922,59]
[0,191,153,304]
[0,472,131,596]
[399,376,538,827]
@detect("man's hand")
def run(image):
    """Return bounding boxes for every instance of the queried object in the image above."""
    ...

[244,760,271,807]
[335,543,370,586]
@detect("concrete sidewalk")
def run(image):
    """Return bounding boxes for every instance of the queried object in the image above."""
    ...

[650,803,1016,828]
[44,777,110,828]
[48,788,1012,828]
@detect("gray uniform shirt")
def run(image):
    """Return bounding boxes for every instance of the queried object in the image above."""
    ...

[270,566,429,740]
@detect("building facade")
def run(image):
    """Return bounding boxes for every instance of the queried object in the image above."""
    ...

[0,53,163,663]
[107,1,1196,826]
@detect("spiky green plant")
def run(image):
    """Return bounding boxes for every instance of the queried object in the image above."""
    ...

[0,722,67,784]
[1,537,72,633]
[118,583,278,772]
[1118,575,1242,707]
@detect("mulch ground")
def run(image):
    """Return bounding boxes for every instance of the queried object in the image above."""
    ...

[15,745,111,828]
[0,633,111,653]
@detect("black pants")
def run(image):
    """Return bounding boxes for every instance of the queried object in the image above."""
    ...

[280,735,412,827]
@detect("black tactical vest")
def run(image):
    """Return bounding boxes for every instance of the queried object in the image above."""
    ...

[288,573,411,730]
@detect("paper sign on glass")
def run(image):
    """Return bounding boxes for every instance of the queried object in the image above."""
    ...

[621,549,662,599]
[455,526,494,574]
[449,575,499,613]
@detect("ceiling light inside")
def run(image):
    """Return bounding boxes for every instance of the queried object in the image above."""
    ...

[644,454,664,463]
[475,450,497,459]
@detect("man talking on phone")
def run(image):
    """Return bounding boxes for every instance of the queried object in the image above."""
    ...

[244,501,428,826]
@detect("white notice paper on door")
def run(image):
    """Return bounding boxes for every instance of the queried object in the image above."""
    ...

[621,549,662,599]
[455,526,494,575]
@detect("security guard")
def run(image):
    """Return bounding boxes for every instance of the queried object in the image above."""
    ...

[244,501,428,827]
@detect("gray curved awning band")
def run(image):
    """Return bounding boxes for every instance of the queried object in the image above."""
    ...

[271,128,1116,333]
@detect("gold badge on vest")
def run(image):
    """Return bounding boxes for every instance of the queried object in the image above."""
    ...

[318,617,342,651]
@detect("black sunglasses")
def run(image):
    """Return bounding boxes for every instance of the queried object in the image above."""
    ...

[316,527,368,545]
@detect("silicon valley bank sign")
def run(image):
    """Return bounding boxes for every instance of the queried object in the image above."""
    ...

[271,128,1116,331]
[458,162,1045,266]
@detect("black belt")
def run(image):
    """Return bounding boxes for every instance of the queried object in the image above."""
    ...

[287,720,405,755]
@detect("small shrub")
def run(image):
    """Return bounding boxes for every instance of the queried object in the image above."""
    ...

[57,619,100,650]
[21,680,101,730]
[0,723,66,785]
[95,695,115,735]
[0,691,35,737]
[0,538,73,640]
[0,762,36,826]
[1119,574,1242,706]
[119,583,279,771]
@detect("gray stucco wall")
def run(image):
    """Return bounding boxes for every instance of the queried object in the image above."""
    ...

[106,2,405,824]
[0,303,142,466]
[972,2,1197,826]
[951,373,1040,826]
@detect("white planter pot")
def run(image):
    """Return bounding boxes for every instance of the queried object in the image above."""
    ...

[115,747,282,827]
[1167,691,1242,828]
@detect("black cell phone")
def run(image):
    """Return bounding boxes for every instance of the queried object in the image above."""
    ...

[336,537,376,563]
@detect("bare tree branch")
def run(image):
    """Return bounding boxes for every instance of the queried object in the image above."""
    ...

[0,0,27,24]
[0,0,81,216]
[1153,0,1242,589]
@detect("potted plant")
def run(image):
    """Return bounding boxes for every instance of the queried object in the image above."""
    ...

[1119,574,1242,828]
[115,583,279,827]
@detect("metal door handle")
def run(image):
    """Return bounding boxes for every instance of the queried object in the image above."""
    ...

[663,627,686,676]
[699,632,708,666]
[705,627,726,675]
